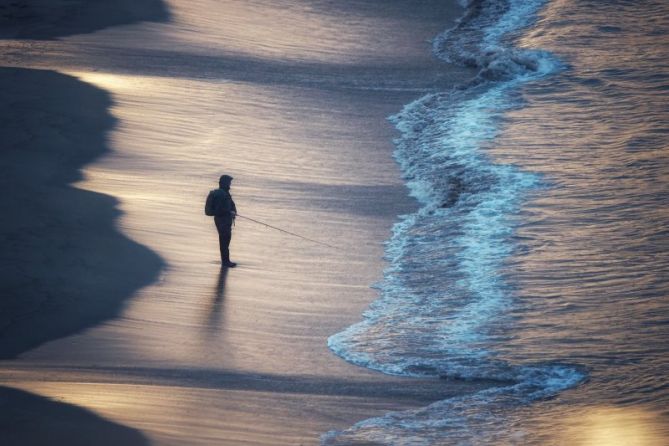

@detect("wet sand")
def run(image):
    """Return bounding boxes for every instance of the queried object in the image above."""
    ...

[0,1,484,444]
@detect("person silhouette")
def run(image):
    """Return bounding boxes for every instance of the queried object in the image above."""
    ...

[205,175,237,267]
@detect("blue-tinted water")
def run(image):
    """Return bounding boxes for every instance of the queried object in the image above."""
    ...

[325,0,669,444]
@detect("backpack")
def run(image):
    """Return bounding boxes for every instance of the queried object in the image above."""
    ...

[204,190,217,216]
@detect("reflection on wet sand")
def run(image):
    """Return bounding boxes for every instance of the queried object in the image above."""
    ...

[555,406,666,446]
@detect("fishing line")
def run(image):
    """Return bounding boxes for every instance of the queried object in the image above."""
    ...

[235,214,342,251]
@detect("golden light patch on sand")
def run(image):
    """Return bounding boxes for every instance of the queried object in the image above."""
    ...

[67,71,151,92]
[558,405,665,446]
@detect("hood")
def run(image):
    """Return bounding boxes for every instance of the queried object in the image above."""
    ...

[219,174,233,189]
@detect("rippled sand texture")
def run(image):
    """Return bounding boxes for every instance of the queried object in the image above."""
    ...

[0,1,484,444]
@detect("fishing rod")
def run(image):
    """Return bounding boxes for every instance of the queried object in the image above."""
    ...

[234,213,342,251]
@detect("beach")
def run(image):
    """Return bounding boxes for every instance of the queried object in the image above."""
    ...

[6,1,667,444]
[0,1,488,445]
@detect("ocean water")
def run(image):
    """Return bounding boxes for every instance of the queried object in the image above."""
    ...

[326,0,669,444]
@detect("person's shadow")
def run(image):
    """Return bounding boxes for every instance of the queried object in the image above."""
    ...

[205,267,228,334]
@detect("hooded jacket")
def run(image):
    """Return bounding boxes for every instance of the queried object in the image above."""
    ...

[206,175,236,226]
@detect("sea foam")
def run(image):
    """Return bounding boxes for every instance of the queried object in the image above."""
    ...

[324,0,586,444]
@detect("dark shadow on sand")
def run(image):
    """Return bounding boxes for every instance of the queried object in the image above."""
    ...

[0,386,149,446]
[0,0,170,40]
[309,0,463,24]
[0,67,164,358]
[62,48,453,91]
[257,180,418,218]
[14,365,507,405]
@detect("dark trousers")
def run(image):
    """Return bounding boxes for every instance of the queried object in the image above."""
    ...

[214,217,232,263]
